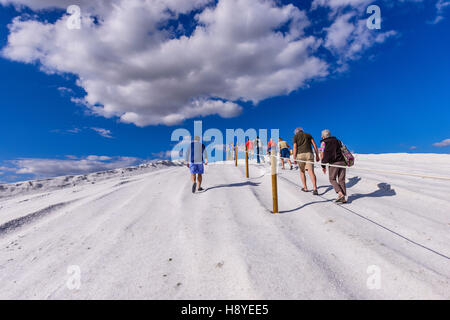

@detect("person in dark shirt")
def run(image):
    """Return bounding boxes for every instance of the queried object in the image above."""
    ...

[320,129,347,203]
[293,127,320,195]
[254,136,264,164]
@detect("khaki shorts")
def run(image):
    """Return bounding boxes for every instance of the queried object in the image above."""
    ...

[296,152,314,172]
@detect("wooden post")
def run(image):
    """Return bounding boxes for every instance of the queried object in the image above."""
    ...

[245,144,249,178]
[271,148,278,214]
[235,143,238,167]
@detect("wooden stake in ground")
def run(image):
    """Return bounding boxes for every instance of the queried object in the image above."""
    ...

[271,148,279,214]
[235,143,238,167]
[245,144,249,178]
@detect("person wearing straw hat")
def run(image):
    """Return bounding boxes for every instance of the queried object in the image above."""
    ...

[293,127,320,195]
[320,129,347,203]
[278,138,293,170]
[186,136,208,193]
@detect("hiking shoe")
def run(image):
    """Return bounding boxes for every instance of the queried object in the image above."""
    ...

[312,190,319,196]
[290,166,293,170]
[198,187,204,192]
[192,183,197,193]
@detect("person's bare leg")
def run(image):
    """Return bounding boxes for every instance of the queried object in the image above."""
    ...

[308,168,318,191]
[191,174,196,184]
[197,174,202,189]
[300,170,308,190]
[281,159,285,170]
[288,159,293,168]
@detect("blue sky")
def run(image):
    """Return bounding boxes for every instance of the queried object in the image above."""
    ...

[0,0,449,182]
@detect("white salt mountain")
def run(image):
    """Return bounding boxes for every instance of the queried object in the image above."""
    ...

[0,154,449,299]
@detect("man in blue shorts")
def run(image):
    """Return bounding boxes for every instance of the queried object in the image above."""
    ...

[186,136,208,193]
[278,137,293,170]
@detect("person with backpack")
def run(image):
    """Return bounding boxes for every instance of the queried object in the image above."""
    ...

[293,127,320,195]
[186,136,208,193]
[320,129,347,203]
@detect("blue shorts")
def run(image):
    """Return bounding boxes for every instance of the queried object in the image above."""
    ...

[189,163,204,174]
[280,148,290,159]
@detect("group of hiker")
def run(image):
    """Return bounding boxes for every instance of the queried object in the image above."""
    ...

[289,127,348,203]
[186,128,349,204]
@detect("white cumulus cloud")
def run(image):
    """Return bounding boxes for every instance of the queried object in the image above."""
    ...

[1,0,407,126]
[324,11,397,63]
